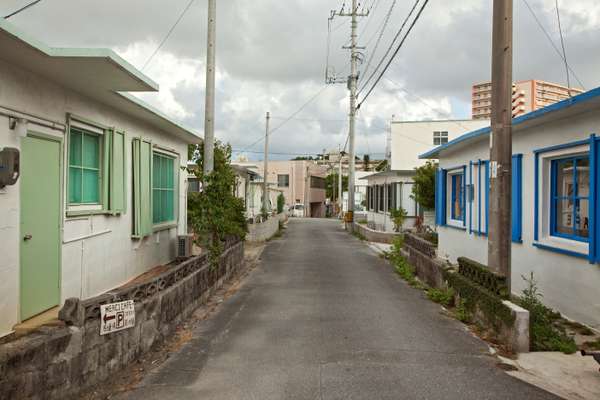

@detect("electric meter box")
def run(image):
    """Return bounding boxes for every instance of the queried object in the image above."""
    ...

[0,147,20,188]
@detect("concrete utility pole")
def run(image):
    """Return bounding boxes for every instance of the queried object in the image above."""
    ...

[327,0,368,226]
[488,0,513,292]
[203,0,216,175]
[338,146,343,218]
[262,112,270,214]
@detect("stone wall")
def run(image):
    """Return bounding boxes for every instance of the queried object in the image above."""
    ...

[353,222,401,244]
[247,213,287,242]
[0,240,244,400]
[401,233,447,288]
[401,235,529,353]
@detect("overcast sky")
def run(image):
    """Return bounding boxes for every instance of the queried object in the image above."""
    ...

[3,0,600,161]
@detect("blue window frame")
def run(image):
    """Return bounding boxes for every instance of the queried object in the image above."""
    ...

[451,173,464,221]
[550,155,590,242]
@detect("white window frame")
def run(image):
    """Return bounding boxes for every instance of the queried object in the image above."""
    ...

[446,168,465,229]
[536,144,589,255]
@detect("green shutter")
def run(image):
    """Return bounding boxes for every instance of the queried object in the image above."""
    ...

[132,138,153,238]
[109,130,126,214]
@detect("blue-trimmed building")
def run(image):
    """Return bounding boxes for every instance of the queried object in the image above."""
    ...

[421,87,600,330]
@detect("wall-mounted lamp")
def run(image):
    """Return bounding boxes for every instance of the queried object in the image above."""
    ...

[8,117,28,138]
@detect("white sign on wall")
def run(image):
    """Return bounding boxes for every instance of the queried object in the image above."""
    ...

[100,300,135,335]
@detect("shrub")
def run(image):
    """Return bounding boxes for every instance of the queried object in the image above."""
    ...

[188,142,247,266]
[411,161,436,210]
[390,208,408,232]
[455,299,471,323]
[427,287,455,307]
[277,193,285,214]
[516,273,577,354]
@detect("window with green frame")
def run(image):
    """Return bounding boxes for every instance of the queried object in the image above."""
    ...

[69,128,101,204]
[152,152,175,224]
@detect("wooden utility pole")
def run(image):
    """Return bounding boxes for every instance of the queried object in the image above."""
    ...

[488,0,513,292]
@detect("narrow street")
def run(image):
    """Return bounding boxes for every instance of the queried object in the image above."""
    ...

[118,219,558,400]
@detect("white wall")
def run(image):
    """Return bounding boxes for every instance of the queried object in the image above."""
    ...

[365,174,417,232]
[0,58,189,336]
[391,119,488,171]
[437,109,600,329]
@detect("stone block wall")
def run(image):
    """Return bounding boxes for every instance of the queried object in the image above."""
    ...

[401,234,447,289]
[247,213,287,242]
[0,240,244,400]
[353,222,401,244]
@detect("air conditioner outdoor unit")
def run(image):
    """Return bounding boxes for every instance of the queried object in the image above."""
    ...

[177,235,194,258]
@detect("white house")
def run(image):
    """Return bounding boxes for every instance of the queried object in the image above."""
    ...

[421,87,600,329]
[363,170,419,231]
[0,20,201,337]
[363,119,487,232]
[390,119,489,170]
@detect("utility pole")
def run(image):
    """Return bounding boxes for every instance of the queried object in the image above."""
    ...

[262,112,270,214]
[488,0,513,292]
[203,0,216,175]
[338,146,343,218]
[327,0,368,227]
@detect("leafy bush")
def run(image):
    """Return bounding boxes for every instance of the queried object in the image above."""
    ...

[390,208,407,232]
[427,288,455,307]
[411,161,436,210]
[516,273,577,354]
[188,142,247,266]
[455,299,471,323]
[277,193,285,214]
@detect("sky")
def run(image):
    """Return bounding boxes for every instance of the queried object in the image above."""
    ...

[3,0,600,161]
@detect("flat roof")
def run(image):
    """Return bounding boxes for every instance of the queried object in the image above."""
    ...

[0,19,202,144]
[360,170,415,180]
[420,85,600,159]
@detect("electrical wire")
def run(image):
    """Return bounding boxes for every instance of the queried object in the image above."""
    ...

[142,0,196,71]
[4,0,42,19]
[358,0,429,108]
[521,0,585,89]
[554,0,572,96]
[358,0,421,95]
[361,0,398,82]
[238,85,333,152]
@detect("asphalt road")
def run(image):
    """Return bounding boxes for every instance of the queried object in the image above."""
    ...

[118,218,560,400]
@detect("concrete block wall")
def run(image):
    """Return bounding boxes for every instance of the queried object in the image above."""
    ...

[401,235,529,353]
[353,222,402,244]
[0,241,244,400]
[247,213,287,242]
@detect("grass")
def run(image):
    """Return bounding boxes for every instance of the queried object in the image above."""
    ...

[352,231,367,241]
[426,287,455,307]
[515,273,578,354]
[582,337,600,351]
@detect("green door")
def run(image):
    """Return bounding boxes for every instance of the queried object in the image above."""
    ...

[20,135,61,320]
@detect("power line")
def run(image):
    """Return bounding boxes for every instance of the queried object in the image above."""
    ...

[358,0,429,108]
[361,0,398,81]
[142,0,195,71]
[554,0,571,95]
[358,0,421,94]
[521,0,585,89]
[239,85,333,152]
[4,0,42,19]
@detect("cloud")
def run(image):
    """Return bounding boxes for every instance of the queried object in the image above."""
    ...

[3,0,600,161]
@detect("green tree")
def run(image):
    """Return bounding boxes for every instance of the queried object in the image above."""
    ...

[390,208,408,232]
[411,161,436,210]
[277,193,285,214]
[188,142,247,265]
[325,173,348,200]
[363,154,371,171]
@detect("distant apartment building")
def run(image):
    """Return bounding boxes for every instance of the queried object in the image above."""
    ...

[257,160,329,218]
[472,80,584,120]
